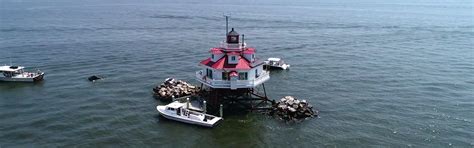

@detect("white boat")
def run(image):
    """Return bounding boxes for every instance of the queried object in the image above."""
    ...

[0,65,44,82]
[156,101,222,127]
[264,58,290,70]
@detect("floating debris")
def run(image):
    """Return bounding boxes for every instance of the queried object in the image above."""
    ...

[88,75,103,82]
[153,78,200,101]
[269,96,318,121]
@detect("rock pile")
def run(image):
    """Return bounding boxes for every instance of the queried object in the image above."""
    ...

[270,96,318,121]
[153,78,200,100]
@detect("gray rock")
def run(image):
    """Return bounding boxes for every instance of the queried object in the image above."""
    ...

[288,107,296,112]
[292,104,299,109]
[287,100,294,105]
[270,96,318,121]
[153,78,201,100]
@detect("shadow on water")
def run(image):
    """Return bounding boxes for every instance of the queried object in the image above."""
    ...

[155,113,268,146]
[0,81,45,89]
[152,102,268,146]
[266,68,290,74]
[203,112,268,147]
[153,114,219,129]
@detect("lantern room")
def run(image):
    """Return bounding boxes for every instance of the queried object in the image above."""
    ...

[226,28,239,44]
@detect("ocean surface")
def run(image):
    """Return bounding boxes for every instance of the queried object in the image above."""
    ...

[1,0,473,147]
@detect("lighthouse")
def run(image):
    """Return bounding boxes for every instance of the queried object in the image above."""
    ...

[195,17,270,109]
[196,29,269,90]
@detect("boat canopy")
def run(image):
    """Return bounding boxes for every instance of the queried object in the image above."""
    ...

[0,66,24,72]
[166,101,185,109]
[267,58,281,62]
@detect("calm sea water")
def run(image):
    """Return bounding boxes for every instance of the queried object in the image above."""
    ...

[1,0,473,147]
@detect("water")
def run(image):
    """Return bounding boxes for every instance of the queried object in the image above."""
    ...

[1,0,473,147]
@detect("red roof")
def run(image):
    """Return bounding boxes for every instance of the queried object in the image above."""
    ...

[210,48,224,54]
[199,55,252,70]
[227,51,240,55]
[243,48,255,54]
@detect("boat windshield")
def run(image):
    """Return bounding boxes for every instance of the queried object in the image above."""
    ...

[2,71,19,77]
[269,61,277,65]
[3,72,9,77]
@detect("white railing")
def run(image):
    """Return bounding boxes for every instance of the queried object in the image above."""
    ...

[195,70,270,89]
[219,41,246,50]
[195,70,231,88]
[231,71,270,87]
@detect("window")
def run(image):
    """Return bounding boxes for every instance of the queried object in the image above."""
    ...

[207,69,213,79]
[231,56,236,61]
[252,54,255,60]
[239,72,248,80]
[211,54,214,59]
[222,72,229,80]
[255,69,259,78]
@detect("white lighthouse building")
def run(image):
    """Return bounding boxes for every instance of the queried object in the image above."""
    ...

[195,28,270,90]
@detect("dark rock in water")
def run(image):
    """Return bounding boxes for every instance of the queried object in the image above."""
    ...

[88,75,102,82]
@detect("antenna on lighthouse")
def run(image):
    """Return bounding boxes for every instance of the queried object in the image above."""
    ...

[242,34,245,47]
[224,14,230,36]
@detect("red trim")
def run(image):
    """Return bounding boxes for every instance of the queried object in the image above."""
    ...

[243,48,255,54]
[199,58,212,65]
[227,51,240,55]
[223,48,241,52]
[199,55,252,70]
[210,48,224,54]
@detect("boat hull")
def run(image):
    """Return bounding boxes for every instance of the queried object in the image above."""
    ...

[264,64,290,70]
[33,73,45,82]
[157,106,221,127]
[0,73,44,82]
